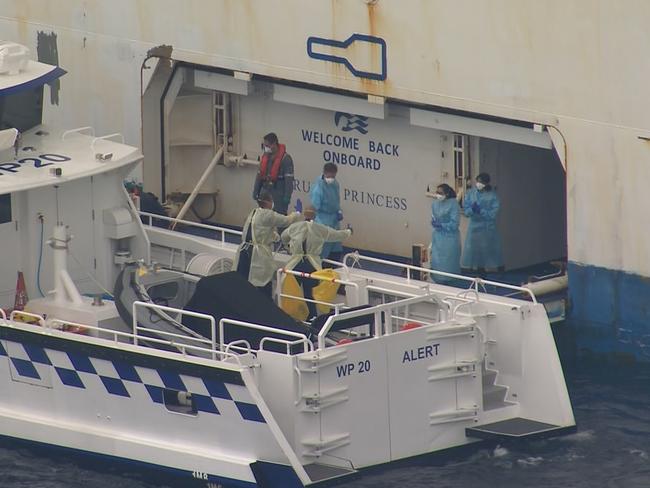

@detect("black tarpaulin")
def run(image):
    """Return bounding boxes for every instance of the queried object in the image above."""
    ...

[182,271,313,349]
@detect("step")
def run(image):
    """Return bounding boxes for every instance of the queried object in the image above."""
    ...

[482,368,497,387]
[466,417,575,440]
[303,463,356,483]
[483,384,508,411]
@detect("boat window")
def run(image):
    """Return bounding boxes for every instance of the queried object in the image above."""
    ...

[163,389,198,416]
[0,87,44,132]
[0,194,11,224]
[147,281,179,304]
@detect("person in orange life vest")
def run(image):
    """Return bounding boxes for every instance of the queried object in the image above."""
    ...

[253,132,294,215]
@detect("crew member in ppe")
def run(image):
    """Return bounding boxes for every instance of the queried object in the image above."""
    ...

[461,173,503,275]
[309,162,344,262]
[234,192,302,297]
[281,206,352,319]
[252,132,294,215]
[430,183,461,283]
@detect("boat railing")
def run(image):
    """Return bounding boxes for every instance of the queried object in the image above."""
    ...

[90,133,124,153]
[32,316,240,365]
[343,252,537,304]
[61,126,95,140]
[139,211,243,245]
[275,267,358,314]
[132,300,223,360]
[317,293,448,350]
[218,318,313,355]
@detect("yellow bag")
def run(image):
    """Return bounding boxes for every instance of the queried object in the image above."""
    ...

[312,268,340,315]
[280,273,309,321]
[280,268,341,321]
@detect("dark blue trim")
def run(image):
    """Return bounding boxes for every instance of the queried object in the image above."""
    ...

[0,341,6,356]
[11,357,40,379]
[307,33,387,81]
[100,376,130,397]
[145,384,164,404]
[68,351,97,374]
[158,370,186,391]
[55,367,84,388]
[193,393,220,414]
[568,262,650,362]
[204,378,233,400]
[112,361,142,383]
[23,343,52,365]
[0,326,245,385]
[235,402,266,423]
[0,66,66,97]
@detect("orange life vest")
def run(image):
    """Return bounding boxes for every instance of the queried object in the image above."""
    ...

[259,144,286,183]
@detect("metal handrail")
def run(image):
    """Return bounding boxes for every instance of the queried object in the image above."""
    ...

[139,211,243,245]
[225,340,252,355]
[218,318,312,355]
[277,292,346,314]
[136,325,212,345]
[259,337,311,355]
[8,315,241,364]
[48,319,132,342]
[61,126,95,140]
[132,301,218,359]
[343,252,537,304]
[317,294,443,349]
[275,267,359,306]
[90,133,125,153]
[366,276,524,307]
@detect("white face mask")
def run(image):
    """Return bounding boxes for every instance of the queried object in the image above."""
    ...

[263,145,273,154]
[324,177,335,184]
[475,181,486,191]
[433,193,445,200]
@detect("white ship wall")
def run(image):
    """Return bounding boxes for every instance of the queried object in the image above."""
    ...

[2,0,649,358]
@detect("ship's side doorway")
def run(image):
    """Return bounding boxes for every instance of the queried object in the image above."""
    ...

[438,129,567,278]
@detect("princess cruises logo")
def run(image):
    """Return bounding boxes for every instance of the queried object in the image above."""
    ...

[334,112,369,135]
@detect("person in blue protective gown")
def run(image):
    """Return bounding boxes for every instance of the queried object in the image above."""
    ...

[430,183,461,283]
[309,162,344,263]
[462,172,503,275]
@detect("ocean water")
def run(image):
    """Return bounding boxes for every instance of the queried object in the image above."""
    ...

[1,358,649,488]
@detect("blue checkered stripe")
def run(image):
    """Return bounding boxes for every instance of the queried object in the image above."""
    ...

[0,340,265,423]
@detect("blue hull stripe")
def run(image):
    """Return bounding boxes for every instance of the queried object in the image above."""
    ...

[568,262,650,362]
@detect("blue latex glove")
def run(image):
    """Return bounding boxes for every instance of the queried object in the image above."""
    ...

[471,202,480,214]
[295,198,303,213]
[337,210,344,221]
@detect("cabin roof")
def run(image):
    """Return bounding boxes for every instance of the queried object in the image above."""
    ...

[0,126,142,193]
[0,60,66,97]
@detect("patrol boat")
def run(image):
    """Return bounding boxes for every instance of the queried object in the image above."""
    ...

[0,56,574,488]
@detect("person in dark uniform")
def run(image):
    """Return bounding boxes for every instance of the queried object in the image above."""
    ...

[252,132,294,215]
